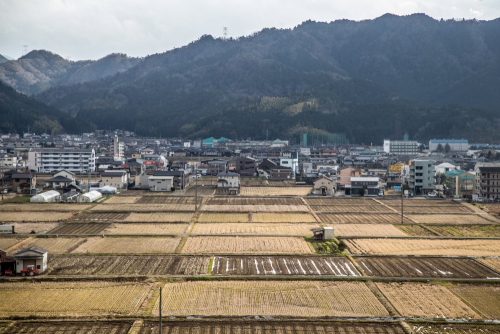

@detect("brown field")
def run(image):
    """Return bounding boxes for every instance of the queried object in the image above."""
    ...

[305,198,378,205]
[152,281,389,317]
[333,224,407,236]
[212,256,361,276]
[450,284,500,319]
[0,212,74,222]
[47,223,110,234]
[125,212,194,222]
[267,180,297,186]
[0,204,90,212]
[202,204,309,212]
[136,196,198,204]
[381,199,460,206]
[389,206,473,213]
[139,321,405,334]
[71,237,181,254]
[355,257,498,278]
[346,238,500,256]
[0,281,151,316]
[91,204,195,212]
[72,212,131,221]
[407,214,493,224]
[376,282,480,319]
[191,223,320,235]
[183,185,216,196]
[310,205,392,212]
[478,258,500,273]
[7,237,85,254]
[8,222,59,234]
[252,213,317,223]
[197,213,249,222]
[318,213,411,224]
[408,323,500,334]
[49,255,210,275]
[48,223,189,235]
[181,236,312,254]
[422,224,500,237]
[395,224,435,236]
[105,196,140,204]
[5,321,133,334]
[205,197,303,205]
[0,238,23,250]
[240,187,312,196]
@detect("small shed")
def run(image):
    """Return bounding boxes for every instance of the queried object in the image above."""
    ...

[0,225,14,234]
[148,176,173,192]
[312,227,334,240]
[14,246,48,274]
[313,176,335,196]
[30,190,60,203]
[78,190,103,203]
[0,249,16,276]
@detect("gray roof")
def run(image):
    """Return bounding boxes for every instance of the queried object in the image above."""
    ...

[46,176,73,183]
[153,171,185,177]
[101,171,126,177]
[15,246,48,255]
[217,171,239,176]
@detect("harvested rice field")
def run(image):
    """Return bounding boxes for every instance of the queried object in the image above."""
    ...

[0,282,151,316]
[139,321,406,334]
[191,223,320,235]
[72,212,130,222]
[0,212,74,222]
[0,204,90,211]
[124,212,194,222]
[153,281,389,317]
[333,224,407,236]
[202,204,309,212]
[136,196,198,204]
[395,224,435,236]
[211,256,361,276]
[104,196,140,204]
[47,223,110,234]
[91,203,195,212]
[252,213,317,223]
[407,214,493,224]
[355,257,498,278]
[381,199,460,206]
[240,187,312,196]
[48,223,190,235]
[71,237,181,254]
[7,237,85,254]
[183,185,216,196]
[305,198,378,205]
[197,212,248,222]
[0,238,23,250]
[376,282,480,319]
[318,213,412,224]
[7,222,58,234]
[5,321,133,334]
[346,238,500,256]
[310,205,392,212]
[390,206,473,213]
[205,197,303,205]
[408,322,500,334]
[48,255,210,276]
[181,236,312,254]
[478,257,500,273]
[450,284,500,319]
[422,224,500,237]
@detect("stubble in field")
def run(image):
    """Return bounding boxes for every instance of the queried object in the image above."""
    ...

[407,214,492,225]
[202,204,309,212]
[9,222,59,234]
[0,238,23,250]
[252,213,317,223]
[0,204,90,212]
[191,223,319,235]
[0,212,74,221]
[333,224,407,236]
[240,187,312,196]
[450,284,500,319]
[376,282,480,319]
[104,196,141,204]
[71,237,181,254]
[319,213,411,224]
[92,204,195,212]
[6,321,133,334]
[125,212,194,222]
[152,281,389,317]
[197,213,249,223]
[104,223,189,234]
[8,237,85,254]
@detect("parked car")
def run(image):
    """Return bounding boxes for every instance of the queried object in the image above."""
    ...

[427,192,437,197]
[378,191,384,197]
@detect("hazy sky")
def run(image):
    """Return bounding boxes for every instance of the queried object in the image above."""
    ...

[1,0,499,60]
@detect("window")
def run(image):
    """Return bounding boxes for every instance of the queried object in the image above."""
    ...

[37,265,41,269]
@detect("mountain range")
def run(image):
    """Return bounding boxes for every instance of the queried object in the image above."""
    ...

[1,13,500,143]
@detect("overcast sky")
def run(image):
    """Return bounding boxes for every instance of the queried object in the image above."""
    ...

[1,0,499,60]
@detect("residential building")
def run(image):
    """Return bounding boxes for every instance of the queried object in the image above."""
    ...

[280,152,298,176]
[444,170,474,198]
[474,162,500,200]
[28,148,96,173]
[435,162,458,174]
[337,167,360,190]
[383,139,420,155]
[152,170,189,189]
[110,135,124,158]
[0,154,17,168]
[202,159,227,175]
[350,177,380,196]
[148,176,173,192]
[100,170,128,189]
[217,171,240,195]
[270,166,293,179]
[236,157,258,176]
[45,175,74,189]
[312,176,335,196]
[4,172,37,194]
[429,139,469,153]
[409,159,435,195]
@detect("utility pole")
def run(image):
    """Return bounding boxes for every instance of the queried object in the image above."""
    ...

[159,286,162,334]
[401,169,404,224]
[195,155,199,210]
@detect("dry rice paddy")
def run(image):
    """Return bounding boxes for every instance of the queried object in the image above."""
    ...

[332,224,407,236]
[72,212,131,222]
[124,212,194,222]
[252,213,317,223]
[7,237,85,254]
[183,185,216,196]
[197,213,249,222]
[0,204,90,212]
[395,224,434,236]
[318,213,411,224]
[91,204,195,212]
[0,212,74,222]
[71,237,181,254]
[0,237,23,250]
[9,222,59,234]
[181,236,312,254]
[135,196,198,204]
[152,281,389,317]
[346,238,500,256]
[390,206,473,213]
[104,196,141,204]
[311,205,392,213]
[240,187,312,196]
[0,281,151,316]
[478,258,500,273]
[305,198,377,205]
[6,321,133,334]
[104,223,189,234]
[206,197,303,205]
[407,214,492,225]
[449,284,500,319]
[202,204,309,212]
[408,323,500,334]
[191,223,320,235]
[422,224,500,237]
[376,282,480,319]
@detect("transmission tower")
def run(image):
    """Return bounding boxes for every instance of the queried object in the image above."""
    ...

[223,27,228,40]
[22,45,29,56]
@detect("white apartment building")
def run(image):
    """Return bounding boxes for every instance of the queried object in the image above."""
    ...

[110,136,124,158]
[409,159,435,195]
[0,154,17,168]
[28,148,96,173]
[383,139,420,155]
[429,139,469,152]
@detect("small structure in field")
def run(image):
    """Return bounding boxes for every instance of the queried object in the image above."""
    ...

[0,225,14,234]
[217,171,240,195]
[78,190,103,203]
[14,246,48,275]
[313,176,335,196]
[148,176,174,192]
[312,227,335,240]
[30,190,60,203]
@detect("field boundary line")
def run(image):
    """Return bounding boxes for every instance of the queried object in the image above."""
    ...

[366,280,401,317]
[5,237,33,253]
[473,258,500,276]
[399,321,413,334]
[347,255,366,276]
[175,237,188,253]
[373,199,399,213]
[127,319,143,334]
[442,283,488,319]
[300,197,322,223]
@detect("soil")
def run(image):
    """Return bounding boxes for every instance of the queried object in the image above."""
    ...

[47,223,110,235]
[5,321,133,334]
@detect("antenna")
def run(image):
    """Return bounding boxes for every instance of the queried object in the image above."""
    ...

[22,45,29,56]
[223,27,228,39]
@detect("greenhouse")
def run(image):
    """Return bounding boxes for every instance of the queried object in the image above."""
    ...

[30,190,60,203]
[78,190,103,203]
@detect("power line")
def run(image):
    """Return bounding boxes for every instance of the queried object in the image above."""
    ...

[22,45,29,56]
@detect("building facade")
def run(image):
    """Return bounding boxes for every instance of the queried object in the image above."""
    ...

[474,163,500,200]
[110,136,124,158]
[383,140,420,155]
[28,148,96,173]
[429,139,469,152]
[409,159,435,195]
[235,157,258,176]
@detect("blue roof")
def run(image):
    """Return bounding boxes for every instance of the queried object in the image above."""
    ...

[445,170,466,178]
[430,139,468,143]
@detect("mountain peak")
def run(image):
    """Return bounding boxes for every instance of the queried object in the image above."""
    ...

[20,49,66,62]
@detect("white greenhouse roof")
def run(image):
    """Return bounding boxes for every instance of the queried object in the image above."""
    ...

[30,190,60,202]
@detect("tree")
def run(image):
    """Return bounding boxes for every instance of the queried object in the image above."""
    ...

[487,150,492,160]
[444,143,451,153]
[418,144,425,152]
[437,144,444,152]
